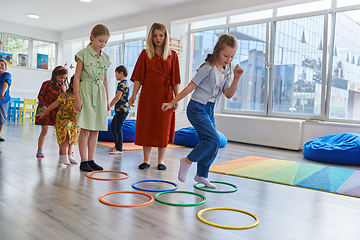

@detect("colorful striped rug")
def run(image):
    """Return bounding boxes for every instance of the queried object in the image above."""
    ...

[210,156,360,198]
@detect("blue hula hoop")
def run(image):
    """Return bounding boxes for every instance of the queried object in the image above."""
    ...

[132,179,178,192]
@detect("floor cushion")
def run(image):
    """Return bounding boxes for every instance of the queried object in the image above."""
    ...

[303,132,360,165]
[174,127,227,148]
[98,119,136,142]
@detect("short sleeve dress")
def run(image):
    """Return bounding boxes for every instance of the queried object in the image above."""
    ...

[55,92,80,146]
[75,45,111,131]
[35,80,62,125]
[131,50,181,148]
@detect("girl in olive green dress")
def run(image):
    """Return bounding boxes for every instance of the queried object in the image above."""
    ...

[73,24,111,172]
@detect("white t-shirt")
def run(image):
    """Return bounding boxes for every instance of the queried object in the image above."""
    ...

[209,66,225,102]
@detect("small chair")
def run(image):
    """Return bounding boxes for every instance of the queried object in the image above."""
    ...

[19,99,37,123]
[7,97,21,121]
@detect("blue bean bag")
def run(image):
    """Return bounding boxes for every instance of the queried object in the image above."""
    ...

[303,132,360,165]
[174,127,227,148]
[98,119,136,142]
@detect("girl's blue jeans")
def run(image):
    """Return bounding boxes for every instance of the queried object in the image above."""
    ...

[186,100,220,178]
[110,110,129,151]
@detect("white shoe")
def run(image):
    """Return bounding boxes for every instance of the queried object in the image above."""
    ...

[61,155,70,165]
[68,155,78,164]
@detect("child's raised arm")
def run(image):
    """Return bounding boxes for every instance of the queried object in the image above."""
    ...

[36,100,61,118]
[161,81,197,111]
[224,64,243,99]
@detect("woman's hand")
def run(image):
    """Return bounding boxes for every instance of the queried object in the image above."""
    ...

[107,103,110,111]
[129,95,136,107]
[172,102,178,112]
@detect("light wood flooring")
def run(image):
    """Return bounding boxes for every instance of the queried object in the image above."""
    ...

[1,121,360,240]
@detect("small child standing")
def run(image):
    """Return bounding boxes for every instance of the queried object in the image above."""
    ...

[162,34,244,188]
[35,66,67,158]
[36,76,80,165]
[109,66,130,155]
[0,59,12,141]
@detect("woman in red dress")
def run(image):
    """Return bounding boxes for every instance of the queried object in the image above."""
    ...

[129,22,181,170]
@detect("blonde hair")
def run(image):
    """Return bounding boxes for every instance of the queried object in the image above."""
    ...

[90,24,110,45]
[200,34,238,78]
[146,23,171,60]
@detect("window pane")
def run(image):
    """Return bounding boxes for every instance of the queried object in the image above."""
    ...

[191,17,226,30]
[230,10,273,24]
[125,30,146,40]
[330,10,360,120]
[32,40,56,69]
[337,0,360,8]
[272,15,325,115]
[226,23,267,112]
[108,34,123,43]
[5,36,29,66]
[190,29,223,111]
[277,0,331,17]
[123,40,144,102]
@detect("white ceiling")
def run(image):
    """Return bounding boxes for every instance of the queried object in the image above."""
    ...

[0,0,199,32]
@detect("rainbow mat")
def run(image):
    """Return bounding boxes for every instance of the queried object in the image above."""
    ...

[210,156,360,198]
[97,141,185,151]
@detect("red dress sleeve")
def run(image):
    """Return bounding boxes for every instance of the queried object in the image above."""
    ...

[171,50,181,85]
[131,49,147,84]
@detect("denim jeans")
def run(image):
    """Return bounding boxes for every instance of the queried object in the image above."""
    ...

[110,110,129,151]
[186,100,220,178]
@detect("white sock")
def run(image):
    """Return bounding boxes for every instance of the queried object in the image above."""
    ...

[61,155,70,165]
[68,155,77,164]
[178,157,191,182]
[194,175,216,189]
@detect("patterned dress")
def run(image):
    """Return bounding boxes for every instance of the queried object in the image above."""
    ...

[35,80,62,125]
[55,92,80,145]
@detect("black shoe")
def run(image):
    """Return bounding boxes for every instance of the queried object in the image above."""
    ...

[0,137,5,141]
[139,162,150,169]
[80,161,93,172]
[157,164,166,170]
[88,160,103,170]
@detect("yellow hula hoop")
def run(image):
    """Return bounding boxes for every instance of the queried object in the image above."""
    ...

[197,207,260,229]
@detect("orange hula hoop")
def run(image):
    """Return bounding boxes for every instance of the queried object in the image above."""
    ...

[99,191,154,207]
[86,170,129,181]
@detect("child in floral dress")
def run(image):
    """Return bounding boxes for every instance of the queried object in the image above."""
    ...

[36,76,80,165]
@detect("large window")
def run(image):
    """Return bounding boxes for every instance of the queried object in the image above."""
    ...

[32,40,56,69]
[5,36,29,67]
[271,15,325,116]
[330,10,360,120]
[226,23,267,113]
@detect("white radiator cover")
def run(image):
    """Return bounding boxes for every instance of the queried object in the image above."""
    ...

[215,114,304,150]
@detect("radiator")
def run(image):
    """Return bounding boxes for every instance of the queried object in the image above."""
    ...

[215,114,304,150]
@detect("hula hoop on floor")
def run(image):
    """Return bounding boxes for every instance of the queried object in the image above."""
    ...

[197,207,260,229]
[86,170,129,181]
[154,191,206,206]
[193,181,238,193]
[131,179,178,192]
[99,191,154,207]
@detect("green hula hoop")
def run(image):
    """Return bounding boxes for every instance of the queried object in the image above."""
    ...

[193,181,238,193]
[154,190,206,206]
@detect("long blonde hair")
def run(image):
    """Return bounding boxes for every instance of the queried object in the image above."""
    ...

[146,23,171,60]
[89,24,110,45]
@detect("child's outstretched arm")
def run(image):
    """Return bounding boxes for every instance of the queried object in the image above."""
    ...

[73,59,83,112]
[35,100,61,118]
[109,90,123,108]
[224,64,244,99]
[161,81,197,111]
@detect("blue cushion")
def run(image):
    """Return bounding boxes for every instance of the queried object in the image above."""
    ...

[303,132,360,165]
[174,127,227,148]
[98,119,136,142]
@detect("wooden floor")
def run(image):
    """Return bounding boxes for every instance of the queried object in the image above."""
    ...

[1,121,360,240]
